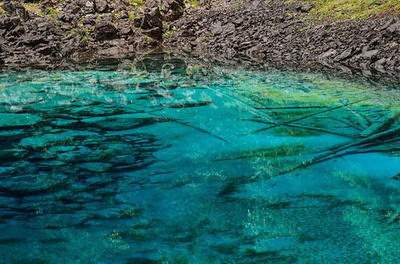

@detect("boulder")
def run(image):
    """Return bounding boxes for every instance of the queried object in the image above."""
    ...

[161,0,185,22]
[134,4,163,41]
[388,22,400,35]
[95,21,118,41]
[3,0,30,21]
[94,0,108,13]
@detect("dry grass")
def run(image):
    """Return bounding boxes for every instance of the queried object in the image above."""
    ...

[0,1,5,16]
[22,3,43,16]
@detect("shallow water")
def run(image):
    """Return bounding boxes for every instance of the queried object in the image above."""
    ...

[0,57,400,263]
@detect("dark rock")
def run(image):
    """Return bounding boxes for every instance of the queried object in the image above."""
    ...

[393,173,400,180]
[211,21,223,35]
[318,49,337,60]
[295,3,314,13]
[82,14,97,25]
[388,22,400,35]
[95,21,118,41]
[119,24,132,35]
[161,0,185,22]
[374,58,387,72]
[335,48,354,61]
[125,257,161,264]
[164,1,400,76]
[94,0,108,13]
[97,46,125,58]
[233,18,244,25]
[134,5,163,41]
[3,0,30,21]
[0,0,399,78]
[224,22,236,33]
[9,25,25,36]
[22,34,47,46]
[36,44,56,55]
[361,48,379,59]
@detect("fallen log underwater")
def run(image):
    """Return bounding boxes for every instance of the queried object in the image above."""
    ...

[239,94,400,177]
[275,113,400,177]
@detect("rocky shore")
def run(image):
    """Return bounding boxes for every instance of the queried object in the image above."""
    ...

[1,0,400,77]
[166,1,400,77]
[0,0,163,68]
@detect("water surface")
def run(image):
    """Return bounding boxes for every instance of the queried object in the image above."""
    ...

[0,57,400,263]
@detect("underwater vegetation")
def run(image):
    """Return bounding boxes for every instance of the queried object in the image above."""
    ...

[0,57,400,263]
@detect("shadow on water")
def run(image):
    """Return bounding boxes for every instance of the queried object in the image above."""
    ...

[0,54,400,263]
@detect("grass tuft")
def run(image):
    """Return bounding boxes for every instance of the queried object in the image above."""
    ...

[185,0,201,8]
[0,1,6,16]
[129,0,145,8]
[22,3,43,16]
[303,0,400,20]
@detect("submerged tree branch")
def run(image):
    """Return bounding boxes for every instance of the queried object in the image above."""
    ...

[252,99,369,134]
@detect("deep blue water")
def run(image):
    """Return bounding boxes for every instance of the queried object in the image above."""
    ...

[0,57,400,263]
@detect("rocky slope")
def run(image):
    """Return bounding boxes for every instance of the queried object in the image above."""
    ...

[1,0,400,77]
[165,1,400,77]
[0,0,166,68]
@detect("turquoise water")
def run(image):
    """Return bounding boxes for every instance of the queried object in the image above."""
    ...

[0,57,400,263]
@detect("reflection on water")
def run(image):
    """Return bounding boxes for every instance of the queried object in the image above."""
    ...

[0,56,400,263]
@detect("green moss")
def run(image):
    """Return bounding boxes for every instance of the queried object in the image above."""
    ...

[44,7,60,19]
[128,10,139,21]
[301,0,400,20]
[127,0,144,21]
[129,0,144,8]
[163,25,176,40]
[67,24,92,45]
[185,0,201,8]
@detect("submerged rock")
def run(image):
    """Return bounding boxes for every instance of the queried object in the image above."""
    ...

[0,113,41,128]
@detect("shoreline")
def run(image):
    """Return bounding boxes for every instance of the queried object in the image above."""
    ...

[0,0,399,81]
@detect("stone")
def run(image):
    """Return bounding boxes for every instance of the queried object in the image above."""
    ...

[296,3,314,13]
[133,6,163,41]
[3,0,30,21]
[362,49,379,59]
[387,22,400,37]
[160,0,185,22]
[94,0,108,13]
[0,113,42,128]
[95,21,118,41]
[22,34,47,46]
[79,162,112,173]
[335,48,354,61]
[211,22,222,35]
[97,46,125,58]
[318,49,337,60]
